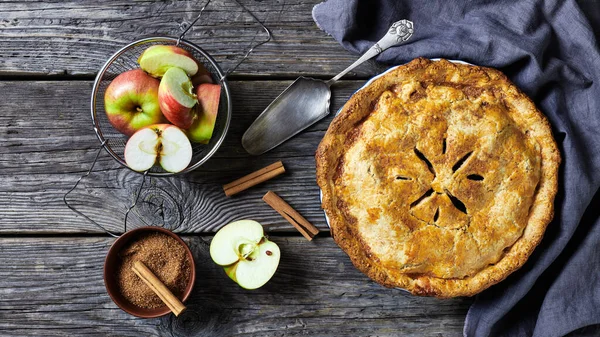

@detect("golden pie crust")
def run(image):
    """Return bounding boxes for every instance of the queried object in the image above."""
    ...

[316,58,560,297]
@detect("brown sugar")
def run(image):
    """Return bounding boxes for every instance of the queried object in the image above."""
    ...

[116,232,191,309]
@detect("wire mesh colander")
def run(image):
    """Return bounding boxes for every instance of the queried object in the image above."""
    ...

[91,36,232,177]
[64,0,271,237]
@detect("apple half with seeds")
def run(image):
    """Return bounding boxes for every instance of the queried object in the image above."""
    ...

[158,67,198,129]
[210,220,281,290]
[124,124,192,173]
[138,45,199,78]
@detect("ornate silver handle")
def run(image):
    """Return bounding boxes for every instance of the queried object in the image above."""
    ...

[326,19,414,85]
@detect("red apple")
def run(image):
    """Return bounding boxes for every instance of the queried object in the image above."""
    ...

[191,63,214,86]
[158,67,198,129]
[104,69,165,137]
[138,45,199,78]
[188,83,221,144]
[124,124,192,173]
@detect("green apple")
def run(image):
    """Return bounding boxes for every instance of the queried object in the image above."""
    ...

[210,220,281,290]
[138,45,199,78]
[104,69,164,136]
[124,124,192,173]
[158,67,197,129]
[187,83,221,144]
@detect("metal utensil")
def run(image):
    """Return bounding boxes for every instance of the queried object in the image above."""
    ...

[242,19,414,155]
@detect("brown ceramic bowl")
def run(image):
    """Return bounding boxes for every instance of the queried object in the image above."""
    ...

[103,226,196,318]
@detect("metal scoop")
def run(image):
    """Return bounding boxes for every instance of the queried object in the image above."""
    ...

[242,19,414,155]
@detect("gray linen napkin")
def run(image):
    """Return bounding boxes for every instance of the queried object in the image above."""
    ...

[312,0,600,336]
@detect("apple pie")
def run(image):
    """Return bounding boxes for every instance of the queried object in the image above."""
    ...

[316,58,560,297]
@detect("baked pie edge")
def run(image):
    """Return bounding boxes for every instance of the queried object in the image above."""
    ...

[315,57,561,297]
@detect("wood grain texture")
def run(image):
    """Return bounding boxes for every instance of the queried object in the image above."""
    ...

[0,236,470,336]
[0,0,388,78]
[0,80,366,234]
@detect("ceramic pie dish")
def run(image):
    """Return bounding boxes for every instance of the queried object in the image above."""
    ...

[316,58,560,297]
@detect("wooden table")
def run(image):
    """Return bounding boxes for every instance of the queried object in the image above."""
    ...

[0,1,475,335]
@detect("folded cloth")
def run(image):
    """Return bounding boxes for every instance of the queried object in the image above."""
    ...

[312,1,600,336]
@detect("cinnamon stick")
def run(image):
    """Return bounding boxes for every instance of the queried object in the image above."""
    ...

[132,261,186,316]
[262,191,320,241]
[223,161,285,197]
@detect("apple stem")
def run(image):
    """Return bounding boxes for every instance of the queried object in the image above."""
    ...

[136,106,143,112]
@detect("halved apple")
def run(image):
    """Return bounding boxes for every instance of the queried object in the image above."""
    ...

[210,220,280,290]
[187,83,221,144]
[138,45,199,78]
[124,124,192,173]
[158,67,197,129]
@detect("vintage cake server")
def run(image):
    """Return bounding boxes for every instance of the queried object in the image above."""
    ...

[242,19,414,155]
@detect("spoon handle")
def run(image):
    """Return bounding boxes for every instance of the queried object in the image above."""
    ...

[326,19,414,85]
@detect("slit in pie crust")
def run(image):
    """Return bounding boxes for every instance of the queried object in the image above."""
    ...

[316,58,560,297]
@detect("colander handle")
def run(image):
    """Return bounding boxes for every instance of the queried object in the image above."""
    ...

[63,143,148,238]
[176,0,272,81]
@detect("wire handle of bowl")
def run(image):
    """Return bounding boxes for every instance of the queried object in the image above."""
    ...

[177,0,272,82]
[63,142,148,237]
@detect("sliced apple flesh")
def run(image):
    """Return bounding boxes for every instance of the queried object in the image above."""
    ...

[210,220,281,290]
[158,67,198,129]
[224,240,280,290]
[124,127,160,171]
[124,124,192,173]
[138,45,199,78]
[157,125,193,173]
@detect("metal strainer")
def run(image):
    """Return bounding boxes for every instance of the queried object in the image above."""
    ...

[91,36,232,177]
[64,0,271,236]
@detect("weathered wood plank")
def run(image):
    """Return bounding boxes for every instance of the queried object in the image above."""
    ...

[0,0,387,78]
[0,80,366,233]
[0,236,470,336]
